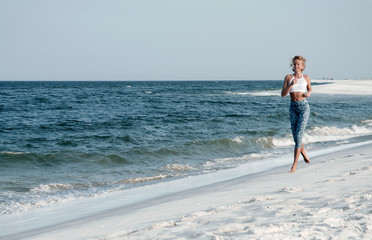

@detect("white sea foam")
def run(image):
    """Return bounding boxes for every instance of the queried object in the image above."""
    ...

[224,91,251,95]
[232,136,244,144]
[310,125,372,136]
[214,152,272,162]
[224,91,281,96]
[249,90,281,96]
[0,191,82,215]
[164,164,196,172]
[30,183,74,193]
[1,151,29,155]
[2,183,135,215]
[115,174,173,184]
[269,137,294,147]
[361,119,372,125]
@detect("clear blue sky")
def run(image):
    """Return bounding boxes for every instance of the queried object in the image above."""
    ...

[1,0,371,80]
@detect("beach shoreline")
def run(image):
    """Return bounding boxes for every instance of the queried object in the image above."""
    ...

[1,140,372,240]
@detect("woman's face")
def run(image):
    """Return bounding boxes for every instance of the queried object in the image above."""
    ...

[293,59,304,73]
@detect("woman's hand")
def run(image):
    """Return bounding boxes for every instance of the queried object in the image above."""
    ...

[303,92,311,98]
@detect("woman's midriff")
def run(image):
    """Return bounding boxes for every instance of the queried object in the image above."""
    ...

[290,92,306,102]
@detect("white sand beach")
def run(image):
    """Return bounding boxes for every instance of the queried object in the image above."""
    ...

[1,79,372,240]
[312,79,372,95]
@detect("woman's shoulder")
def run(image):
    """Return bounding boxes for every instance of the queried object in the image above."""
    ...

[303,75,311,81]
[284,74,293,81]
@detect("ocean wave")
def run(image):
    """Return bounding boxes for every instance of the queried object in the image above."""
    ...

[189,137,251,154]
[193,136,247,146]
[119,137,254,161]
[304,125,372,143]
[98,154,131,165]
[0,152,77,167]
[189,135,288,153]
[257,124,372,148]
[257,136,293,148]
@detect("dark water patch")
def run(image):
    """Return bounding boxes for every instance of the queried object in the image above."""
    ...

[2,185,31,193]
[32,97,50,104]
[0,151,98,169]
[97,154,131,165]
[57,119,83,127]
[57,140,78,147]
[224,114,251,118]
[0,152,60,168]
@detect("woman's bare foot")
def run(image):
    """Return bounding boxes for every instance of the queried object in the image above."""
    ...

[301,150,310,164]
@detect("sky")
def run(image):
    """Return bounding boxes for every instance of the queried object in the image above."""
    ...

[0,0,371,81]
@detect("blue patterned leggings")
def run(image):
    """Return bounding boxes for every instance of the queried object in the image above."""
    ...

[289,100,310,148]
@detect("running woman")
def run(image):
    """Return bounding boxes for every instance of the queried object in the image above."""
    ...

[281,55,312,173]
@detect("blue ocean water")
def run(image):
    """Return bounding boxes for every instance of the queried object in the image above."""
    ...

[1,80,372,214]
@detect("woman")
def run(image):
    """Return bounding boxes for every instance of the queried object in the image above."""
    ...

[281,55,312,173]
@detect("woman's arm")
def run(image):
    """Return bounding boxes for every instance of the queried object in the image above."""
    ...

[281,75,294,97]
[303,75,312,98]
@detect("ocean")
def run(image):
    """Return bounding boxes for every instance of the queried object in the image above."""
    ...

[1,80,372,215]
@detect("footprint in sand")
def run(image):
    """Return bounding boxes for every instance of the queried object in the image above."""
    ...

[280,187,303,193]
[321,159,335,164]
[318,178,347,183]
[345,166,371,176]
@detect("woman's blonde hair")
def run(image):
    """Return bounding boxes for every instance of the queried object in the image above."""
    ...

[291,55,306,72]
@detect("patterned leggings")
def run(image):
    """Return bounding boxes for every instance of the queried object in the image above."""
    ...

[289,100,310,148]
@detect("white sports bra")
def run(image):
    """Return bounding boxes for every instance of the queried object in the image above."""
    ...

[289,75,307,93]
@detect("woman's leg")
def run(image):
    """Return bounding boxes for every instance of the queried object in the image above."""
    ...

[289,101,310,172]
[296,102,310,164]
[289,105,299,146]
[289,104,300,172]
[290,147,301,172]
[301,144,310,163]
[294,104,309,149]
